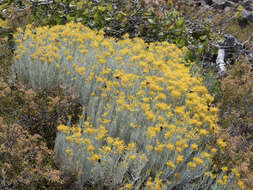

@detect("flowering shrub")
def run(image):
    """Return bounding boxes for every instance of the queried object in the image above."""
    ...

[12,22,243,189]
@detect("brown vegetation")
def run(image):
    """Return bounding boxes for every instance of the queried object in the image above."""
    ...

[0,117,63,190]
[216,56,253,189]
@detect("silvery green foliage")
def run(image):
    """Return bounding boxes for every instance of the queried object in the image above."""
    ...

[12,24,239,190]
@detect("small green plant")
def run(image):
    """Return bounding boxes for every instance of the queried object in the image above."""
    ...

[234,5,244,24]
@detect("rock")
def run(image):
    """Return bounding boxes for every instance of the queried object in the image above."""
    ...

[213,1,234,10]
[185,0,253,78]
[204,0,213,6]
[216,48,226,73]
[239,9,253,27]
[222,34,245,65]
[212,0,225,4]
[230,0,240,3]
[242,0,253,11]
[225,6,231,12]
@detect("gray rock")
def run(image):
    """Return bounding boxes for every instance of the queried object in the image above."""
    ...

[212,0,225,4]
[225,6,231,11]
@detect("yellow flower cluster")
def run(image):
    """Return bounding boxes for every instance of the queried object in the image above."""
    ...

[12,22,243,189]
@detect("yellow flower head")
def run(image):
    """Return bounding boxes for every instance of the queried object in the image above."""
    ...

[65,148,73,156]
[176,155,184,164]
[191,144,198,150]
[187,161,196,169]
[166,161,175,169]
[193,157,204,165]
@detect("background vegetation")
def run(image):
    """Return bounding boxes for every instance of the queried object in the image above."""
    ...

[0,0,253,189]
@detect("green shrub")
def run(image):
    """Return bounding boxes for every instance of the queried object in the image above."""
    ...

[28,0,184,41]
[12,22,244,189]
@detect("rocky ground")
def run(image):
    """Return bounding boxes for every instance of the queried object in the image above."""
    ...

[178,0,253,77]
